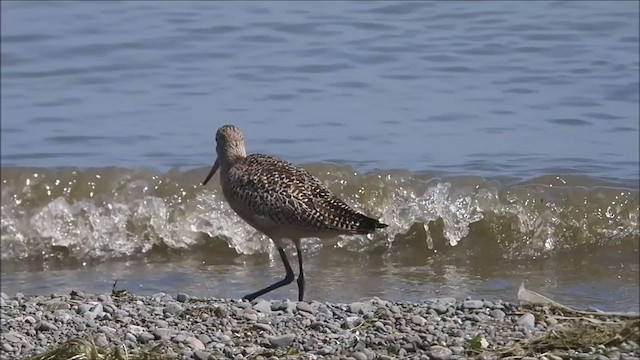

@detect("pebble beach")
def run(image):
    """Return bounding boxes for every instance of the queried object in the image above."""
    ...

[1,290,638,360]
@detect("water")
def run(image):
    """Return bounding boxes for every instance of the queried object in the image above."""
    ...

[1,1,638,311]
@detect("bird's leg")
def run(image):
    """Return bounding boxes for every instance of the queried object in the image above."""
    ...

[243,247,294,302]
[294,239,304,302]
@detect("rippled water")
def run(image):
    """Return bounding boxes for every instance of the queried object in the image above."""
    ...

[1,1,638,311]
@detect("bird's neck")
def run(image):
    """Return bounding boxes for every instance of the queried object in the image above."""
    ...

[218,145,246,175]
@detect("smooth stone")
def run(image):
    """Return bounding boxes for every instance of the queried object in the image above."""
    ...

[362,348,376,360]
[296,302,314,313]
[374,321,386,332]
[490,309,506,320]
[462,300,484,309]
[268,334,295,348]
[77,304,92,314]
[95,334,109,348]
[99,326,117,334]
[36,321,58,332]
[429,345,453,360]
[193,350,211,360]
[153,328,171,340]
[185,336,206,350]
[437,297,456,306]
[154,320,169,328]
[138,332,155,344]
[0,293,8,300]
[517,313,536,330]
[352,352,368,360]
[235,302,251,309]
[253,301,272,314]
[243,313,258,321]
[198,334,212,345]
[125,333,137,343]
[0,297,7,307]
[254,323,274,333]
[176,293,190,303]
[219,335,232,344]
[431,304,448,314]
[172,334,187,343]
[349,302,365,313]
[164,303,183,315]
[271,301,288,311]
[90,303,104,315]
[345,316,363,329]
[2,343,14,352]
[3,333,22,343]
[411,315,427,326]
[97,294,112,303]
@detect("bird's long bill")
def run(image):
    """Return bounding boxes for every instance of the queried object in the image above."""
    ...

[202,158,219,185]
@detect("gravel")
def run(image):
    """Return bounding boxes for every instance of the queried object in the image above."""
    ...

[0,291,638,359]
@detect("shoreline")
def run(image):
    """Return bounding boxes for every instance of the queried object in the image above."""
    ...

[1,290,638,360]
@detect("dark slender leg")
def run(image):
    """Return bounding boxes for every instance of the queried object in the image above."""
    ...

[243,247,294,301]
[295,242,304,301]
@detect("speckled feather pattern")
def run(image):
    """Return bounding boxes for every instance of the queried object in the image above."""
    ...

[223,153,386,237]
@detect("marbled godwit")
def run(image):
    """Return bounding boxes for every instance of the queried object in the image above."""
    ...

[202,125,387,301]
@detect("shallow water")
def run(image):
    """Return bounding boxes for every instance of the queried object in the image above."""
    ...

[1,1,638,311]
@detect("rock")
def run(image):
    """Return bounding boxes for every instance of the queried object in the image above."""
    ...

[252,300,272,314]
[462,300,484,309]
[517,313,535,330]
[429,345,453,360]
[2,343,14,352]
[411,315,427,326]
[254,323,274,333]
[193,350,211,360]
[77,303,92,314]
[296,302,314,313]
[345,316,363,329]
[431,304,448,314]
[164,303,183,315]
[352,351,368,360]
[349,302,365,313]
[96,294,111,303]
[36,321,58,332]
[450,346,464,355]
[176,293,190,303]
[490,309,506,320]
[219,335,232,344]
[198,334,212,345]
[94,333,109,348]
[125,333,137,343]
[99,326,117,334]
[243,312,258,321]
[153,328,171,340]
[271,301,288,311]
[3,333,23,343]
[89,303,104,316]
[138,332,155,344]
[268,334,295,348]
[185,336,205,350]
[172,334,187,343]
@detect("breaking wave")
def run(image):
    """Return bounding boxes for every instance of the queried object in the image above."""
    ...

[1,165,638,269]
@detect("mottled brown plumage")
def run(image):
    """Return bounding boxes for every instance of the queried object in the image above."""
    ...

[202,124,387,301]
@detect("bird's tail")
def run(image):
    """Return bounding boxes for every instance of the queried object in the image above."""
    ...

[355,215,389,234]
